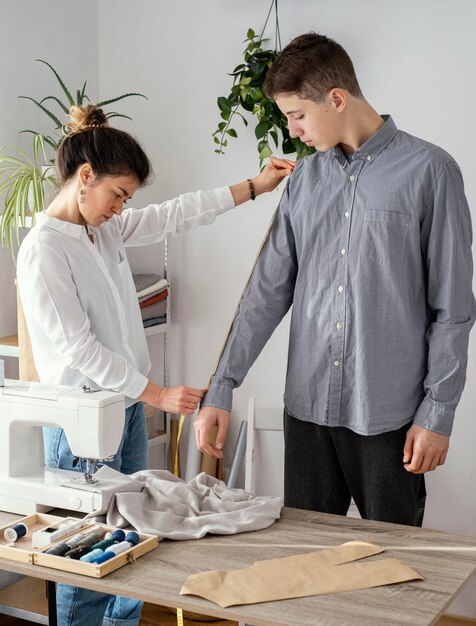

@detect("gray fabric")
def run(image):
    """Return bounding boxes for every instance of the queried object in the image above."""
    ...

[87,466,282,540]
[132,273,162,293]
[203,116,476,437]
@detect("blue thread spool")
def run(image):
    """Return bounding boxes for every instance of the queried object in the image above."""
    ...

[4,523,27,543]
[91,538,114,551]
[90,540,131,564]
[45,542,70,556]
[80,548,104,562]
[125,531,140,547]
[112,529,125,543]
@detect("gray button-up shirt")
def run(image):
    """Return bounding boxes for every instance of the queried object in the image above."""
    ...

[203,116,476,436]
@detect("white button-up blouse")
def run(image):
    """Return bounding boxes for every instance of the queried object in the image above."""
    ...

[17,187,234,406]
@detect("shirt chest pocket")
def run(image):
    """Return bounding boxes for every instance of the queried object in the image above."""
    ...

[360,209,410,265]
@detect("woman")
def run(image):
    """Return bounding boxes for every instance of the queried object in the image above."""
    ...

[16,104,294,626]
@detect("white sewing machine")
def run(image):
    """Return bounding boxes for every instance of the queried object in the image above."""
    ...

[0,370,125,515]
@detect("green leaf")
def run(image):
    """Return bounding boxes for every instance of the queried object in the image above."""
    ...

[247,28,255,40]
[214,136,220,144]
[39,96,70,115]
[255,121,269,139]
[18,96,63,129]
[36,59,74,106]
[105,112,133,121]
[226,128,237,137]
[248,87,263,100]
[259,145,272,160]
[217,96,232,114]
[96,92,147,107]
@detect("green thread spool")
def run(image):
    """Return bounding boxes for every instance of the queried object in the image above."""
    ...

[91,537,114,551]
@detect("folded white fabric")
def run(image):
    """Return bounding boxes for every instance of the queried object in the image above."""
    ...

[87,466,283,540]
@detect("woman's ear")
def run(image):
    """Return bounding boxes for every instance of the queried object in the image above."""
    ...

[78,163,95,187]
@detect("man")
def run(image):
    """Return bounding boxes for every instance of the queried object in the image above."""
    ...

[194,33,475,526]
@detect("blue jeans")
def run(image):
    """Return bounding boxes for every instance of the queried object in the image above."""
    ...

[44,401,149,626]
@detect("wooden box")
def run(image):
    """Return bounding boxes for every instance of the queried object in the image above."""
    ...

[0,514,158,577]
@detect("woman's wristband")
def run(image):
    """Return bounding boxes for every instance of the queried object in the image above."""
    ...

[247,178,256,201]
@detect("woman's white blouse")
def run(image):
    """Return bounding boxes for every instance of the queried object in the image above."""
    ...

[17,187,235,405]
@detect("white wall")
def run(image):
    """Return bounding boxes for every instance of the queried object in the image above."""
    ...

[1,0,475,616]
[0,0,99,377]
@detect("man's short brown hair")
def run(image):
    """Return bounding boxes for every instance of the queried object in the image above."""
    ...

[264,33,363,102]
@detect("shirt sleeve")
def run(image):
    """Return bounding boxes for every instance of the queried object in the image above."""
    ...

[202,183,298,411]
[413,160,476,435]
[118,187,235,246]
[17,238,148,399]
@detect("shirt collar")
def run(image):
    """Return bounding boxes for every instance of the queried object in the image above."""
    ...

[36,212,87,240]
[332,114,398,165]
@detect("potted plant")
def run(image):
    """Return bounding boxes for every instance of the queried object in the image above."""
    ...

[0,134,56,254]
[0,59,147,257]
[212,28,316,166]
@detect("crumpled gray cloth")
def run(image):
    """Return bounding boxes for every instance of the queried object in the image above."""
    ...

[87,466,283,540]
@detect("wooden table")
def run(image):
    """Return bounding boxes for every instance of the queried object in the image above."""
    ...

[0,507,475,626]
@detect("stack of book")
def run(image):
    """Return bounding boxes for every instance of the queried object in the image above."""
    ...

[133,274,168,329]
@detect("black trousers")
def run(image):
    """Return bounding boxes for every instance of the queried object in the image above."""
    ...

[284,410,426,527]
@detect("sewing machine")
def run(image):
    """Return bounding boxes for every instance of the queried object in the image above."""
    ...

[0,371,125,515]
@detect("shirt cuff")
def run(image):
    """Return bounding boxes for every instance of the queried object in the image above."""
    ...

[120,370,149,400]
[201,382,234,412]
[413,398,455,436]
[213,186,236,213]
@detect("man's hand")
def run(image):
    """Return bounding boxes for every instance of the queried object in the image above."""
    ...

[194,406,230,459]
[403,424,449,473]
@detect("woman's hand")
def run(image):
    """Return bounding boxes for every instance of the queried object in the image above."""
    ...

[229,157,296,206]
[139,380,205,415]
[254,156,296,194]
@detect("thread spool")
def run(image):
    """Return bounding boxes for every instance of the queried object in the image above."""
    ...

[45,542,70,557]
[91,538,114,551]
[76,530,104,549]
[4,523,27,543]
[65,532,86,549]
[79,548,104,562]
[104,532,112,540]
[125,531,140,547]
[112,529,125,543]
[64,546,91,560]
[90,540,131,564]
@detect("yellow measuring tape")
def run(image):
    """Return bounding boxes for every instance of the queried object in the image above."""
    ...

[173,197,283,626]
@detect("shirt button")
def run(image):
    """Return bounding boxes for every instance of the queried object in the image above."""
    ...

[367,155,372,161]
[338,285,344,293]
[340,248,346,255]
[333,360,340,367]
[349,175,355,181]
[344,211,350,218]
[336,322,342,330]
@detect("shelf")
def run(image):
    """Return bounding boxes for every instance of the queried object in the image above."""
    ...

[0,335,19,358]
[148,430,167,448]
[144,323,167,337]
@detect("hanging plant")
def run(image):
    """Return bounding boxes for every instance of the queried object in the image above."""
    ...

[212,2,315,166]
